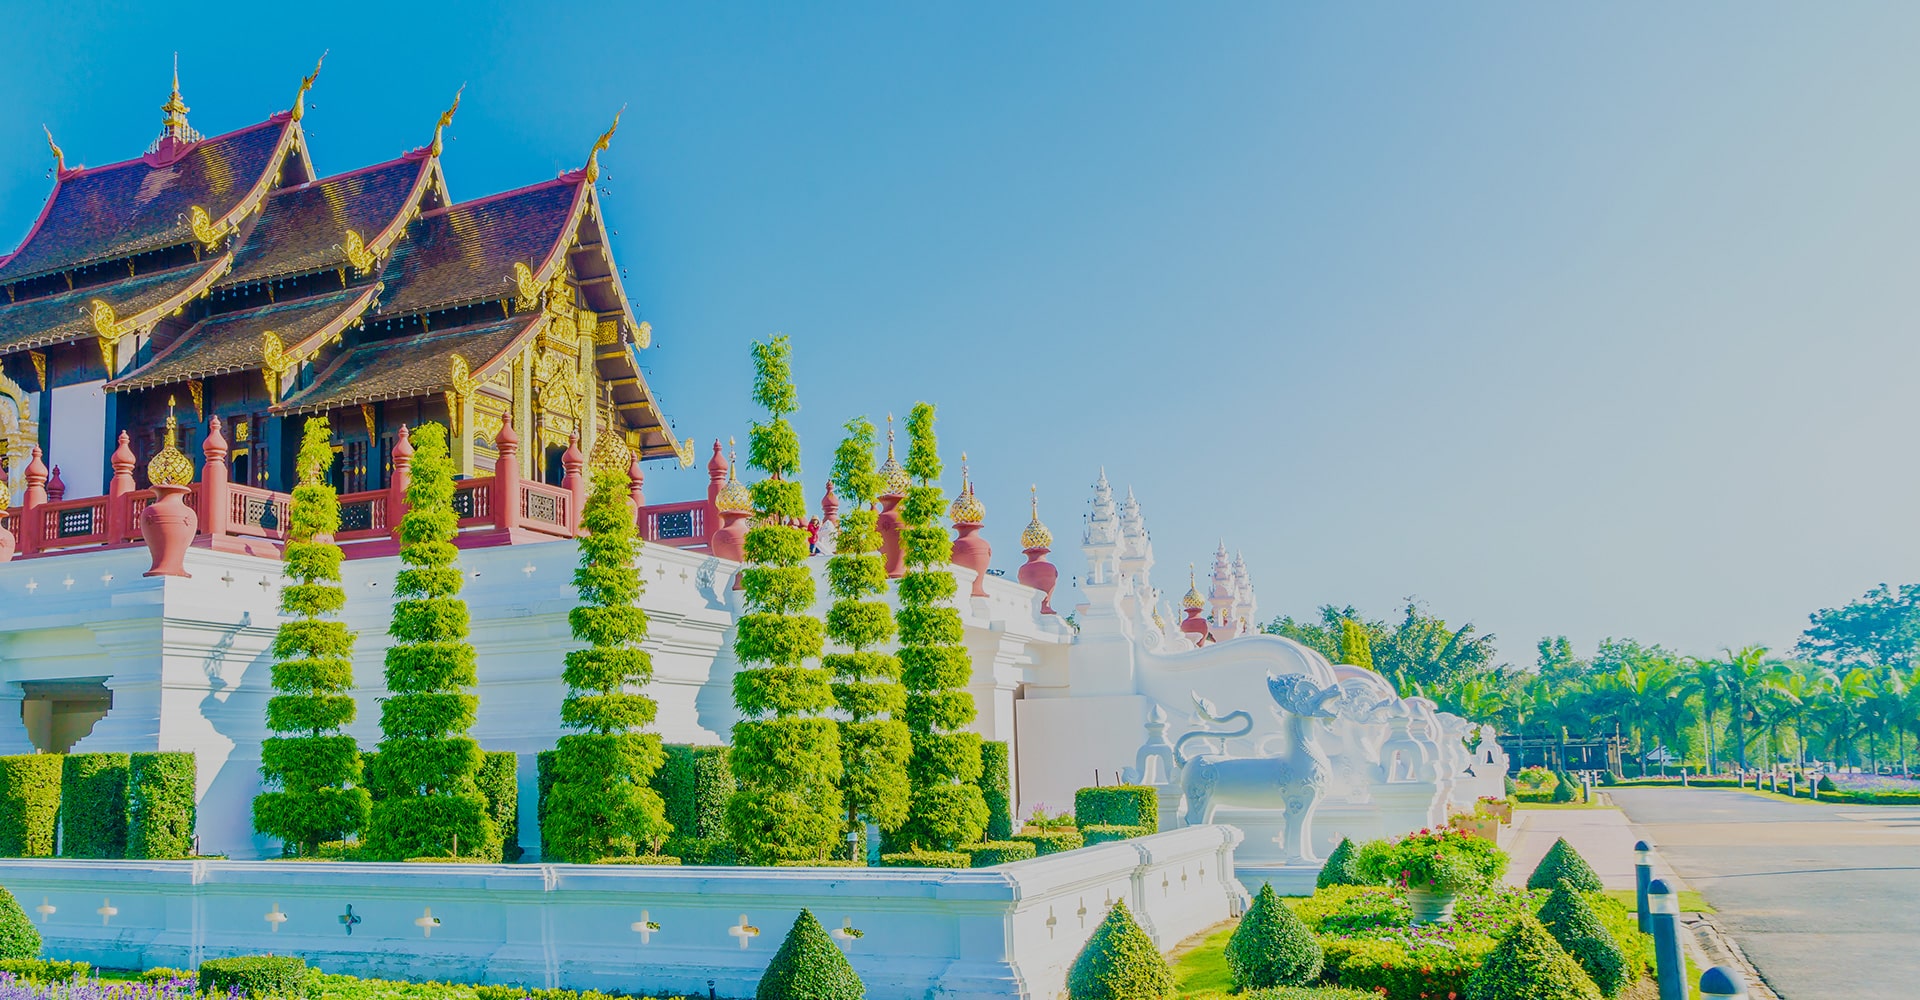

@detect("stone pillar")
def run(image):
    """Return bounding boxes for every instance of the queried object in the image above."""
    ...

[199,416,231,541]
[560,433,587,532]
[108,431,136,541]
[18,446,47,556]
[493,415,520,534]
[142,483,197,577]
[45,465,63,502]
[705,439,727,541]
[388,424,414,540]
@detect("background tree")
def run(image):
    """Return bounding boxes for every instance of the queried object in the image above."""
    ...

[1798,583,1920,671]
[824,416,911,857]
[725,335,843,863]
[364,422,499,860]
[253,418,365,856]
[544,468,670,862]
[894,402,988,851]
[1336,618,1374,670]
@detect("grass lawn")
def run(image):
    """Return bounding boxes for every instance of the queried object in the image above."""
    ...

[1169,919,1238,995]
[1600,887,1715,913]
[1516,800,1615,810]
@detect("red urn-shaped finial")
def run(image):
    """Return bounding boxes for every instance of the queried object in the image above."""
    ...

[628,454,646,515]
[949,453,991,597]
[46,465,64,502]
[387,424,414,541]
[201,415,229,489]
[110,431,137,497]
[391,422,415,464]
[561,431,588,517]
[1015,485,1058,614]
[22,446,48,509]
[493,414,519,474]
[820,479,840,525]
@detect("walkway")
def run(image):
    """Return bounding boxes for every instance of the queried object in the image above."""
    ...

[1610,786,1920,1000]
[1502,804,1680,890]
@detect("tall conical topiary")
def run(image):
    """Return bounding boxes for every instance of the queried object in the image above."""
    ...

[1464,915,1602,1000]
[1317,837,1363,888]
[1336,619,1373,670]
[894,402,987,851]
[1067,900,1176,1000]
[253,417,367,856]
[544,468,670,862]
[755,908,864,1000]
[726,336,843,863]
[1539,882,1629,997]
[1224,883,1322,990]
[1528,837,1604,892]
[364,422,499,860]
[0,885,39,960]
[824,416,911,857]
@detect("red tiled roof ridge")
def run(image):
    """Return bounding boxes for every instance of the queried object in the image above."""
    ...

[106,283,378,392]
[268,151,424,197]
[415,172,582,222]
[51,117,287,182]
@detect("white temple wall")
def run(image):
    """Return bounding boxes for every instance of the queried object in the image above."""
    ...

[46,380,106,498]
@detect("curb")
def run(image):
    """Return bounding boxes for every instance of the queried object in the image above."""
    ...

[1683,912,1781,1000]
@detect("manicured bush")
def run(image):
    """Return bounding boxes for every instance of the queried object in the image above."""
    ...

[880,850,971,868]
[60,753,129,859]
[198,955,312,997]
[1528,837,1604,892]
[127,752,195,860]
[1013,829,1085,855]
[1816,775,1837,793]
[1584,888,1653,983]
[1075,786,1158,833]
[364,422,499,862]
[1082,824,1150,846]
[826,417,912,858]
[1225,883,1322,990]
[775,859,865,868]
[1514,766,1558,794]
[966,840,1037,866]
[1463,915,1603,1000]
[664,834,739,866]
[138,967,190,984]
[979,741,1013,841]
[1324,935,1492,1000]
[1066,899,1175,1000]
[536,749,556,859]
[478,751,521,863]
[254,417,368,857]
[1551,770,1580,803]
[590,854,682,865]
[0,755,62,857]
[1239,989,1376,1000]
[1539,883,1629,996]
[893,402,988,853]
[1355,828,1507,892]
[756,908,864,1000]
[0,958,84,980]
[0,887,40,961]
[653,745,734,840]
[726,337,843,865]
[1317,837,1363,888]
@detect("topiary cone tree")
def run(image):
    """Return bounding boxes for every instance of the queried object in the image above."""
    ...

[364,422,500,861]
[1528,837,1604,892]
[1067,899,1177,1000]
[544,467,671,862]
[1464,914,1603,1000]
[824,416,911,859]
[894,402,988,851]
[253,417,367,856]
[725,335,843,863]
[755,908,864,1000]
[1225,882,1323,990]
[1539,881,1630,997]
[1316,837,1362,888]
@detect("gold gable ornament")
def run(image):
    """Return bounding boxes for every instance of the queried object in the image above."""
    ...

[342,230,377,276]
[261,330,296,405]
[510,262,540,313]
[430,85,463,158]
[188,206,224,251]
[584,107,623,185]
[290,52,325,122]
[90,299,133,378]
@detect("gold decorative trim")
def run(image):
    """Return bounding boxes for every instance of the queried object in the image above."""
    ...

[291,52,325,122]
[430,85,463,158]
[361,403,377,445]
[189,205,224,250]
[584,107,623,185]
[342,229,377,276]
[29,350,46,391]
[261,330,293,404]
[511,262,540,313]
[42,125,64,175]
[187,379,204,421]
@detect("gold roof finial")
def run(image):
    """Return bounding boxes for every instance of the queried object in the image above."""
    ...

[584,105,625,184]
[153,53,202,151]
[430,84,464,157]
[877,413,911,497]
[291,51,326,122]
[714,435,753,514]
[147,394,194,487]
[1182,564,1205,610]
[948,451,985,525]
[1019,484,1053,550]
[42,125,64,175]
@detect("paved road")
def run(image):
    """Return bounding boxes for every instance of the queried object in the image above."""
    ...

[1609,787,1920,1000]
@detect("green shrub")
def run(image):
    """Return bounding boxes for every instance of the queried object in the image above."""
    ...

[0,958,83,980]
[1514,765,1557,793]
[966,840,1037,866]
[653,745,734,840]
[1816,775,1837,793]
[60,753,130,858]
[1355,828,1506,892]
[0,755,61,857]
[1324,935,1492,1000]
[1239,988,1376,1000]
[1082,824,1149,846]
[979,740,1013,840]
[1551,771,1579,803]
[0,887,39,961]
[138,967,191,984]
[664,834,739,866]
[1528,837,1603,892]
[1075,786,1158,832]
[590,854,682,865]
[478,751,521,862]
[1067,900,1175,1000]
[1539,884,1629,996]
[1585,890,1653,982]
[127,752,195,859]
[1014,830,1085,855]
[199,955,312,998]
[880,850,971,868]
[1225,883,1323,990]
[756,908,863,1000]
[1464,915,1602,1000]
[536,749,555,859]
[775,859,864,868]
[1317,837,1363,888]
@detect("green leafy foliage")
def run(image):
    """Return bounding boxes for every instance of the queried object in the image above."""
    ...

[1082,824,1150,845]
[127,752,194,859]
[546,470,669,863]
[0,755,61,857]
[1528,837,1604,892]
[1013,829,1086,855]
[1355,828,1507,893]
[255,417,367,857]
[60,753,129,858]
[879,850,971,868]
[979,741,1012,840]
[199,956,312,998]
[1317,837,1363,888]
[728,337,842,864]
[0,959,86,981]
[478,751,520,863]
[1074,786,1158,832]
[756,908,864,1000]
[0,887,39,960]
[1067,900,1176,1000]
[652,744,734,839]
[1552,770,1580,803]
[365,422,498,862]
[1538,884,1629,996]
[965,840,1037,866]
[1463,915,1603,1000]
[1336,619,1373,670]
[1225,883,1324,990]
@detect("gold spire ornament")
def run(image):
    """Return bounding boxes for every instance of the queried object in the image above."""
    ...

[877,413,911,497]
[714,438,753,514]
[430,84,463,157]
[583,106,624,184]
[1019,485,1053,550]
[147,396,195,487]
[42,125,64,174]
[588,399,631,473]
[291,51,326,122]
[948,452,985,525]
[1181,565,1206,610]
[152,55,203,151]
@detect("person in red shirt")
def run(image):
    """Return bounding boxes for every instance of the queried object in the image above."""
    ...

[806,517,821,555]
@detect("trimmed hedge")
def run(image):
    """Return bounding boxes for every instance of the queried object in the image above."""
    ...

[966,840,1037,866]
[1225,883,1322,990]
[1464,915,1602,1000]
[1082,824,1150,846]
[0,959,82,980]
[198,956,312,997]
[60,753,130,859]
[1317,837,1363,888]
[590,855,682,865]
[1075,786,1158,832]
[757,908,864,1000]
[880,850,971,868]
[663,834,739,866]
[775,859,865,868]
[1528,837,1603,892]
[0,887,40,961]
[138,968,191,984]
[980,740,1013,841]
[1067,899,1175,1000]
[479,751,520,863]
[1324,934,1492,999]
[653,744,734,840]
[0,755,62,857]
[127,752,195,860]
[1540,884,1629,997]
[536,749,555,859]
[1013,829,1085,855]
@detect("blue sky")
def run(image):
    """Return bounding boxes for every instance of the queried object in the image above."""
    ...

[3,3,1916,665]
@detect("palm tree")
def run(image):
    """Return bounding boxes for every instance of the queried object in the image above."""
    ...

[1717,646,1789,770]
[1680,656,1726,774]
